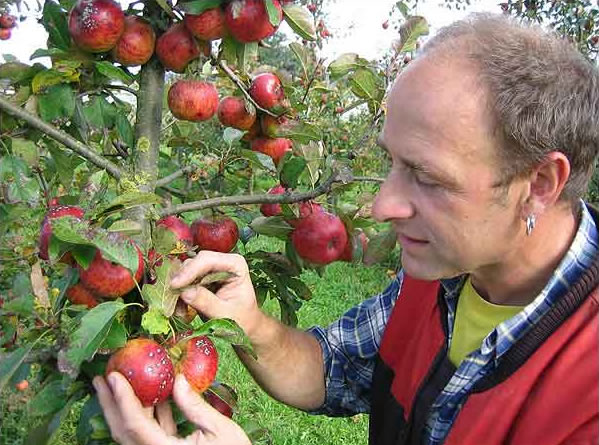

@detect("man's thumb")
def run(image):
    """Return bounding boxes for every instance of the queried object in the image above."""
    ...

[180,285,221,317]
[172,374,225,429]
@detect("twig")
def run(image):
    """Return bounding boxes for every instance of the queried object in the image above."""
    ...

[159,173,384,216]
[0,96,125,179]
[103,84,139,97]
[214,58,278,118]
[301,58,325,105]
[156,166,197,188]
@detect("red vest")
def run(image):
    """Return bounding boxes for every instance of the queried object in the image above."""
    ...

[369,274,599,445]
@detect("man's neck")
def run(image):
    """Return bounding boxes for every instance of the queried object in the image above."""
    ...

[471,205,580,306]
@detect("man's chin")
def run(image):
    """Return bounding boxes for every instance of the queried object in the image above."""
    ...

[400,254,454,281]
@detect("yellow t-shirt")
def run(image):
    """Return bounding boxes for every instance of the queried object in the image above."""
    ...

[448,277,524,366]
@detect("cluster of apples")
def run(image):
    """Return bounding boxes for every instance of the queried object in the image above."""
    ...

[261,186,369,265]
[0,13,16,40]
[67,0,287,69]
[167,70,292,167]
[38,203,239,309]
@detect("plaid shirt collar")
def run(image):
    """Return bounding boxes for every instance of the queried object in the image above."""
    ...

[440,200,598,367]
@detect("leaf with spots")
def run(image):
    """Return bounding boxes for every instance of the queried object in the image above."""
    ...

[192,318,256,359]
[142,257,182,318]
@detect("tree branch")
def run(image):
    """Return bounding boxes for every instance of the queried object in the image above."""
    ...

[103,84,138,97]
[159,174,384,216]
[155,165,196,187]
[0,96,125,179]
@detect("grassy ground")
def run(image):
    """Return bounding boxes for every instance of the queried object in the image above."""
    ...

[1,236,396,445]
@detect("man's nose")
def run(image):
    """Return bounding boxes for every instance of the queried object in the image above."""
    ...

[372,175,414,223]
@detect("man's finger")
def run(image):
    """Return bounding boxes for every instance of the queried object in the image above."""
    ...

[172,374,226,432]
[106,372,170,445]
[180,284,223,315]
[93,375,123,435]
[170,251,247,289]
[156,401,177,436]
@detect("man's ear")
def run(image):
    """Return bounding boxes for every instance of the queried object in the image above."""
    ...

[520,151,571,219]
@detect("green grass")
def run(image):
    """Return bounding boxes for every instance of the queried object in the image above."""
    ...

[1,236,395,445]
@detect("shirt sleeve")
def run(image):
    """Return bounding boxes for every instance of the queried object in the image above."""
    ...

[306,270,404,417]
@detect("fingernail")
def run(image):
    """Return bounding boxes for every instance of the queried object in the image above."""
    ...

[107,373,117,390]
[180,289,193,304]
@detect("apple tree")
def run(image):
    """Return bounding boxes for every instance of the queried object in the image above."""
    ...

[0,0,428,442]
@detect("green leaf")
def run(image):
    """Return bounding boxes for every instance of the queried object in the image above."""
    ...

[152,226,179,255]
[29,379,67,418]
[240,148,276,171]
[220,36,241,67]
[141,307,171,335]
[280,156,306,189]
[3,294,34,316]
[237,41,258,72]
[0,345,34,392]
[289,42,309,79]
[26,391,86,445]
[295,140,323,186]
[249,216,294,239]
[363,229,398,266]
[32,68,79,93]
[277,120,322,144]
[283,4,316,41]
[141,258,180,317]
[223,127,245,146]
[42,1,71,51]
[115,113,134,148]
[179,0,223,14]
[154,0,176,17]
[11,138,39,167]
[37,83,76,122]
[76,396,104,445]
[327,53,368,81]
[47,142,84,187]
[99,320,127,349]
[107,219,142,236]
[396,16,429,53]
[94,61,134,85]
[0,61,35,83]
[92,191,163,220]
[264,0,282,27]
[349,67,383,103]
[65,301,127,375]
[193,318,256,359]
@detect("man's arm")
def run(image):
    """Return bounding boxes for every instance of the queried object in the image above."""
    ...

[171,251,326,411]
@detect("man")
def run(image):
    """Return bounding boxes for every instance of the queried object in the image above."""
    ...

[94,13,599,445]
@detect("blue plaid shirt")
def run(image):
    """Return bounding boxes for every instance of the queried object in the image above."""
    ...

[308,201,598,445]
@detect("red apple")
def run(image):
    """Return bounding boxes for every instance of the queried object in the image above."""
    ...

[68,0,125,53]
[184,8,227,41]
[251,137,292,165]
[307,4,317,13]
[155,23,207,73]
[291,211,348,265]
[15,380,29,391]
[260,184,286,217]
[168,80,219,122]
[224,0,282,43]
[286,200,323,227]
[78,238,144,299]
[382,20,389,30]
[217,96,256,130]
[106,338,175,407]
[338,231,368,262]
[112,16,156,66]
[191,217,239,253]
[157,215,193,247]
[241,119,262,142]
[39,205,85,261]
[0,14,16,28]
[172,335,218,394]
[0,27,11,40]
[66,283,99,308]
[249,72,284,110]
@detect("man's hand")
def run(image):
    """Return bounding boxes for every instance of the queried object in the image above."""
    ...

[93,372,250,445]
[170,251,264,338]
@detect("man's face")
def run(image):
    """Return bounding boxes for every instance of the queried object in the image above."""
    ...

[372,55,527,280]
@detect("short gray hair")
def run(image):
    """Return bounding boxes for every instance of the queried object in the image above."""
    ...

[423,13,599,204]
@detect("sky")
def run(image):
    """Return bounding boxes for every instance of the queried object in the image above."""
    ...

[1,0,502,65]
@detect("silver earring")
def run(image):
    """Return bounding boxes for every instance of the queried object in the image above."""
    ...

[526,214,536,236]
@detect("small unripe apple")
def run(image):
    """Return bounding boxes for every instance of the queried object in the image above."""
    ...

[382,20,389,29]
[338,231,368,262]
[66,283,99,308]
[168,80,219,122]
[251,137,292,165]
[15,380,29,391]
[68,0,125,52]
[307,4,317,13]
[106,338,175,407]
[155,23,207,73]
[217,96,257,130]
[249,73,285,110]
[39,205,85,261]
[224,0,282,43]
[78,239,144,299]
[184,8,227,41]
[191,217,239,253]
[260,184,286,217]
[291,211,348,265]
[0,27,11,40]
[112,16,156,66]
